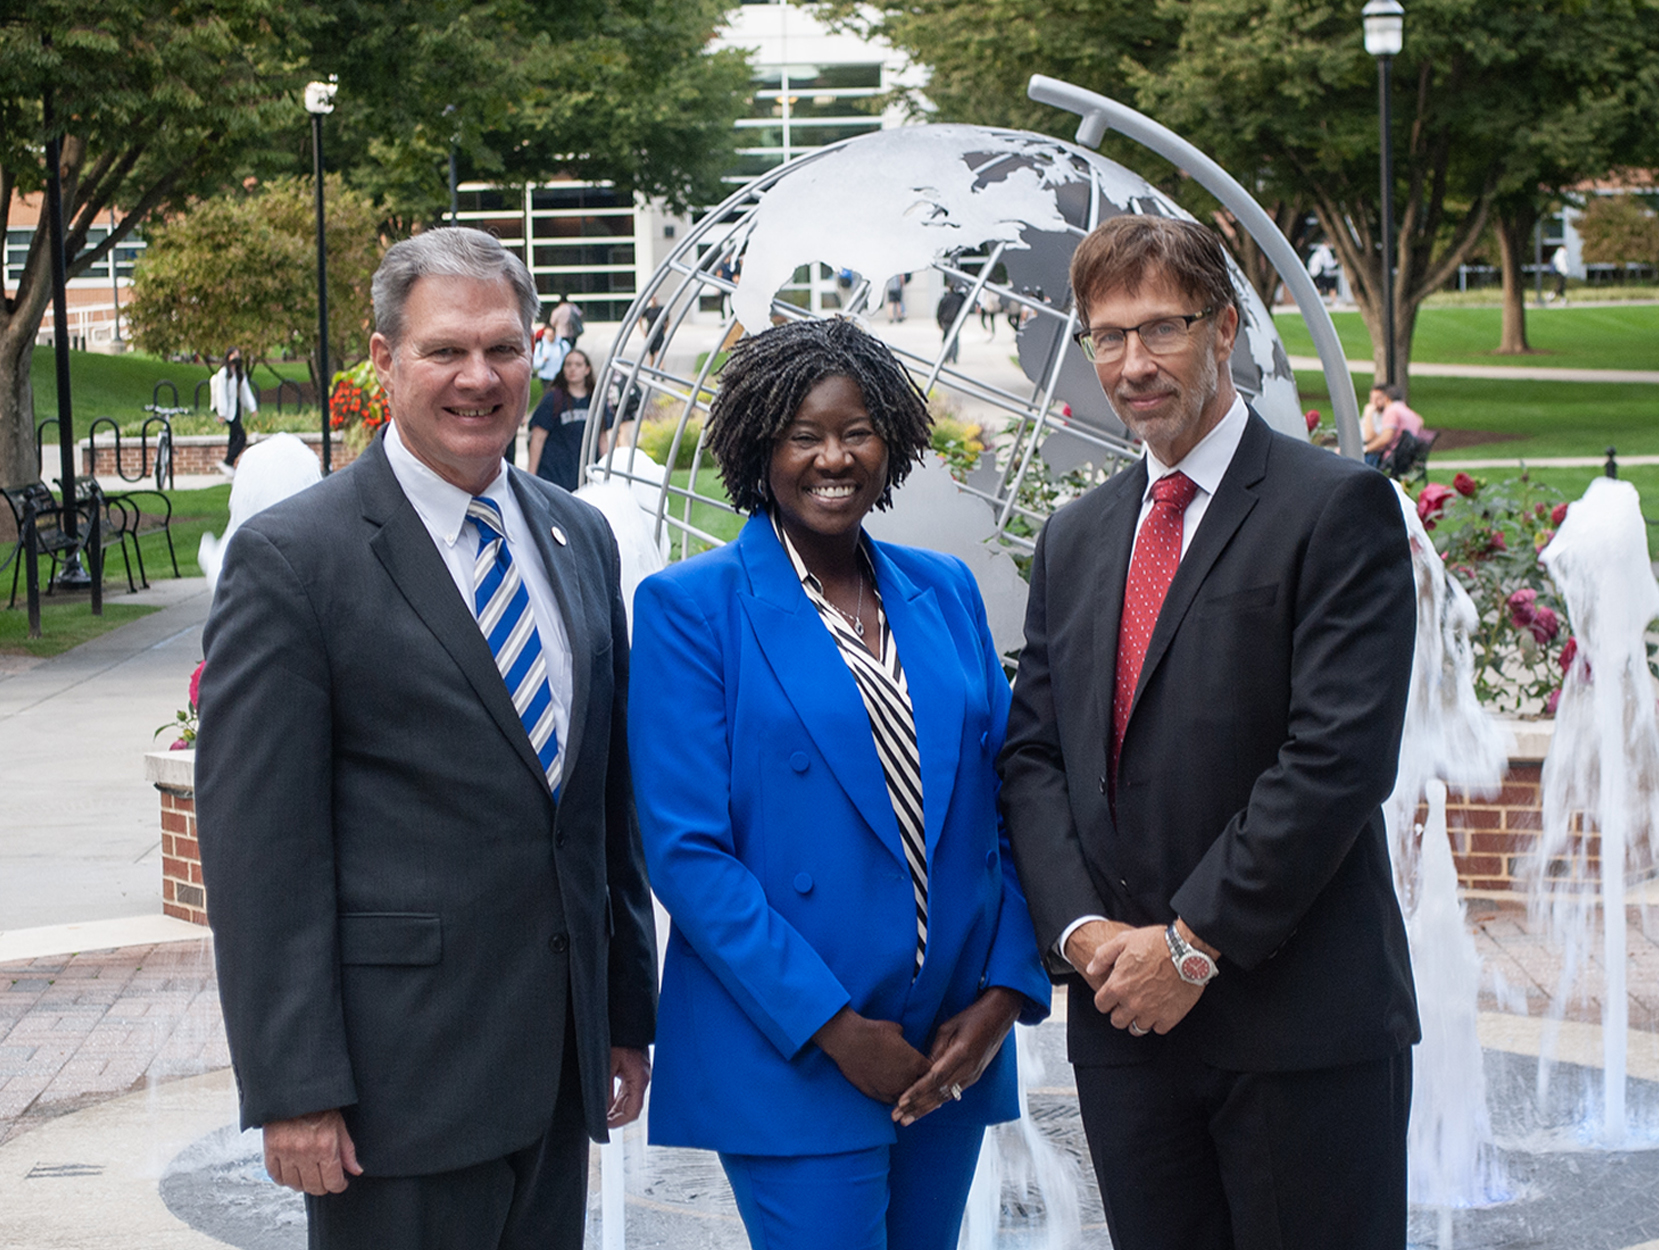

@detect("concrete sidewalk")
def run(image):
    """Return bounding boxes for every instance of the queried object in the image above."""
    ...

[1,576,212,932]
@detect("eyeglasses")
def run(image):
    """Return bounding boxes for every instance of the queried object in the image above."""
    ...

[1072,308,1215,363]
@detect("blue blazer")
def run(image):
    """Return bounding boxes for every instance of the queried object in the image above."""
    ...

[629,514,1050,1155]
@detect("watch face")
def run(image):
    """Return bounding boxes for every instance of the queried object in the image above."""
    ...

[1180,954,1214,983]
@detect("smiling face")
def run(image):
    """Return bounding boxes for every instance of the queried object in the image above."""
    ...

[767,374,890,552]
[370,274,531,495]
[1084,269,1238,466]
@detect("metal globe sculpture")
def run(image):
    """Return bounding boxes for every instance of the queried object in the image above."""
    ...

[587,123,1305,645]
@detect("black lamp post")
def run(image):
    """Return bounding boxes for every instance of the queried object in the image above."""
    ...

[444,104,460,226]
[1363,0,1404,388]
[305,77,338,475]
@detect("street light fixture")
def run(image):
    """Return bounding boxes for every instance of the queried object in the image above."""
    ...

[1363,0,1403,388]
[305,77,338,475]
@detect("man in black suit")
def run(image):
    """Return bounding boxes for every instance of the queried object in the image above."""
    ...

[999,215,1417,1249]
[196,228,657,1248]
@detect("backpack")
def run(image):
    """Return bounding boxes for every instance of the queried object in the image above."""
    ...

[566,303,585,340]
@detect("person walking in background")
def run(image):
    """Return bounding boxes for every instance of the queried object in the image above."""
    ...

[210,347,257,476]
[1000,215,1418,1250]
[884,273,907,322]
[637,296,667,368]
[936,283,966,364]
[527,348,596,491]
[532,308,569,397]
[629,317,1049,1250]
[549,294,583,352]
[196,227,656,1250]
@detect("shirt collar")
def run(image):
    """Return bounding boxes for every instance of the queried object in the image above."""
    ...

[768,510,874,594]
[384,420,509,549]
[1141,393,1248,502]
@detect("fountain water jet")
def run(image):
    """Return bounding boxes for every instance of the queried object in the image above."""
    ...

[1534,476,1659,1146]
[1386,488,1512,1216]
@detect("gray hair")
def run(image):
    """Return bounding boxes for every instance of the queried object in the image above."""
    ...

[371,228,540,348]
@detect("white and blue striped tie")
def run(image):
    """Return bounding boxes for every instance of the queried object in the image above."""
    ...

[468,497,561,796]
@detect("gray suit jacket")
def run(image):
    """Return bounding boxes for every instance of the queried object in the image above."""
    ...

[196,433,656,1177]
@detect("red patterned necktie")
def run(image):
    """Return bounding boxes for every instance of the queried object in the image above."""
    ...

[1111,470,1199,784]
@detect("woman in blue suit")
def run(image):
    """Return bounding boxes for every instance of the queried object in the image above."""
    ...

[629,318,1049,1250]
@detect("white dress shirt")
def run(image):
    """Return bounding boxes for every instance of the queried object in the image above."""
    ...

[384,421,573,759]
[1056,393,1249,967]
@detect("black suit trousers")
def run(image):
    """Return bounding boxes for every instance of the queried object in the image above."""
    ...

[1074,1045,1411,1250]
[306,1016,589,1250]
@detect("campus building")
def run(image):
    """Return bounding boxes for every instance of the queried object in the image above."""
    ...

[3,192,145,350]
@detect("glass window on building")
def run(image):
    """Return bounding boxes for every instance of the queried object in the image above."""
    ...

[728,61,886,186]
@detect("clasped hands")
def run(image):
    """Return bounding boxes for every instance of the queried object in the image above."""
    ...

[812,987,1023,1127]
[1065,919,1212,1037]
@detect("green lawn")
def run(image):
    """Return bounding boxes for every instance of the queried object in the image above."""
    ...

[1295,371,1659,459]
[30,346,319,437]
[1274,303,1659,372]
[0,599,161,657]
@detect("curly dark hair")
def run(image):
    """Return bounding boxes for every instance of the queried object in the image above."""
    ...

[705,317,933,515]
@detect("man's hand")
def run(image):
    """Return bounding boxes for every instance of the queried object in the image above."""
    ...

[893,987,1023,1126]
[1064,919,1132,992]
[608,1047,651,1128]
[812,1007,930,1105]
[263,1108,362,1195]
[1087,921,1216,1036]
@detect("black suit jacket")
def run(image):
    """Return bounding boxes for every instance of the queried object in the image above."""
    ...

[999,412,1419,1072]
[196,434,657,1177]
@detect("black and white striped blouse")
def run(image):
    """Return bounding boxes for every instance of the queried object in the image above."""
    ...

[772,514,929,973]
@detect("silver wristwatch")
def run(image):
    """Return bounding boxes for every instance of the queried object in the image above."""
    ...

[1165,923,1219,986]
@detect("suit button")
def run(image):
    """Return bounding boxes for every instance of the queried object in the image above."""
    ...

[985,850,998,869]
[790,752,810,773]
[793,872,814,894]
[555,832,567,848]
[549,933,569,954]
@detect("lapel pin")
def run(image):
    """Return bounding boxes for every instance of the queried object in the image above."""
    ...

[550,525,568,547]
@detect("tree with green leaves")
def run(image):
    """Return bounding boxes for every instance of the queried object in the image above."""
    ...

[125,176,382,388]
[836,0,1659,388]
[299,0,752,227]
[1575,191,1659,269]
[0,0,305,487]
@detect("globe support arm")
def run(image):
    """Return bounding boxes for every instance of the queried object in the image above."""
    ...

[1027,74,1361,458]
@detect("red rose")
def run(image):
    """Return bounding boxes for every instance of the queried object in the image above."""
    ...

[1305,409,1321,433]
[1534,502,1548,519]
[1545,688,1561,716]
[1488,529,1507,552]
[1453,472,1477,497]
[1559,637,1577,673]
[1507,588,1537,627]
[1551,502,1569,526]
[1529,606,1559,644]
[188,660,204,711]
[1416,483,1455,524]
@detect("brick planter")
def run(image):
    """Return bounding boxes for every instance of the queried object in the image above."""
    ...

[145,749,206,925]
[1444,718,1657,895]
[83,430,361,479]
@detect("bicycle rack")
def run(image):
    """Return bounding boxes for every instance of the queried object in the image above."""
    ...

[194,378,211,412]
[151,379,180,410]
[273,378,303,414]
[142,415,175,490]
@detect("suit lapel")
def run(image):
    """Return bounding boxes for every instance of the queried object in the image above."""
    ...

[356,439,552,794]
[511,473,591,781]
[1131,412,1270,717]
[735,516,909,866]
[868,540,962,858]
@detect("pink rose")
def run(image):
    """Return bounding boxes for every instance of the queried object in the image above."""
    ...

[1528,606,1559,644]
[1488,529,1507,553]
[189,660,205,711]
[1453,472,1477,497]
[1507,588,1537,627]
[1416,483,1455,524]
[1545,688,1561,716]
[1550,502,1569,526]
[1305,409,1321,433]
[170,737,191,751]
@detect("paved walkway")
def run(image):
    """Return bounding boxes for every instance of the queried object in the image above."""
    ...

[1287,354,1659,386]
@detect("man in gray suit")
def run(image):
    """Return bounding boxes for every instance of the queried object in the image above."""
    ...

[196,228,656,1248]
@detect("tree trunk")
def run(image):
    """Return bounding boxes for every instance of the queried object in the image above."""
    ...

[1494,209,1536,355]
[0,329,40,488]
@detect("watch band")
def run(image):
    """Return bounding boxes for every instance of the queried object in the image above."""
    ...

[1165,923,1219,986]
